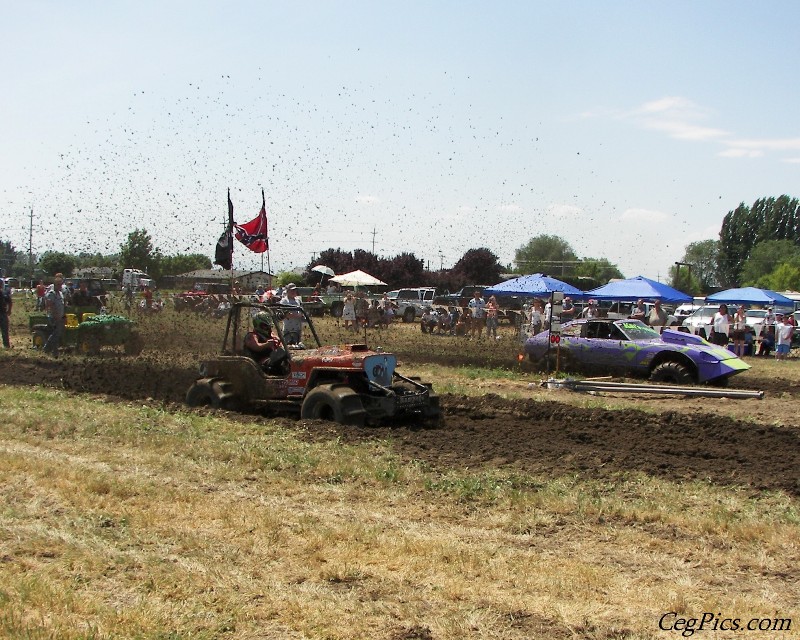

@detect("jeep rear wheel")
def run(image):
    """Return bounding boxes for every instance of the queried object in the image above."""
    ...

[301,384,366,426]
[186,379,214,407]
[650,361,693,385]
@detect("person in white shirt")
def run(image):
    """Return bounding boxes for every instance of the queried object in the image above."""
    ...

[711,304,731,346]
[467,290,486,338]
[774,313,793,360]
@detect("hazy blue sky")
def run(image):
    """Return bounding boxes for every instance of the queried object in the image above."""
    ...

[2,1,798,281]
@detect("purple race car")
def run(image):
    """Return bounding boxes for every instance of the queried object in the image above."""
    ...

[525,319,750,384]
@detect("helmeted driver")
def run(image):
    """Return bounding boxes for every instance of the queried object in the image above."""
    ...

[244,311,284,372]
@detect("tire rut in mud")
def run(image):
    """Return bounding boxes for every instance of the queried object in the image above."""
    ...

[1,354,798,496]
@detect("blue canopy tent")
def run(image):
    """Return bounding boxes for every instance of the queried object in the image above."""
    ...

[483,273,584,297]
[705,287,794,307]
[585,276,692,303]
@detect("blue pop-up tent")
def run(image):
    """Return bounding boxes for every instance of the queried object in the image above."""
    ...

[483,273,584,297]
[586,276,692,303]
[705,287,794,306]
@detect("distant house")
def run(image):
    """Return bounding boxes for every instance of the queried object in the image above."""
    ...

[170,269,273,292]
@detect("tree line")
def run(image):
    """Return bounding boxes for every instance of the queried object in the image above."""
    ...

[671,195,800,294]
[0,229,211,283]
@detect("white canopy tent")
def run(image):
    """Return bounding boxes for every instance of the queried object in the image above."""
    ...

[329,269,387,287]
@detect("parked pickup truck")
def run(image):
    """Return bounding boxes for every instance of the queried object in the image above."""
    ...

[386,287,438,323]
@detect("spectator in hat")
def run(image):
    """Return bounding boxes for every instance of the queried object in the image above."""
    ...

[279,283,304,345]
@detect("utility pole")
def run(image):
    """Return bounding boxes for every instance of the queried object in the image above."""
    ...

[439,250,444,271]
[371,227,377,253]
[28,208,34,286]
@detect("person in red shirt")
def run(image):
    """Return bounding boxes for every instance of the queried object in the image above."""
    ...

[35,280,46,311]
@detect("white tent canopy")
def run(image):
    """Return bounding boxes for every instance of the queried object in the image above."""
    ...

[329,269,387,287]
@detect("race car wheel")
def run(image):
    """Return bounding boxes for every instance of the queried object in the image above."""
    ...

[650,361,693,385]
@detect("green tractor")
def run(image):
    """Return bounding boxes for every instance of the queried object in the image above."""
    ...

[30,308,144,356]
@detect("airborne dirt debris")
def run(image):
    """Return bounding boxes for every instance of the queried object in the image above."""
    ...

[1,352,798,497]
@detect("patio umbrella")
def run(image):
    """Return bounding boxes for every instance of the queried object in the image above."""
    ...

[586,276,692,303]
[329,269,387,287]
[483,273,584,297]
[311,265,335,277]
[705,287,794,306]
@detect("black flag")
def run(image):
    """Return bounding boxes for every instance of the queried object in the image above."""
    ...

[214,190,235,270]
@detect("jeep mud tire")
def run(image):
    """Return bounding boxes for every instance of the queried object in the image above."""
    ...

[301,383,366,426]
[186,379,214,407]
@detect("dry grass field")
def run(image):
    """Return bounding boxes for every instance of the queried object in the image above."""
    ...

[1,297,799,639]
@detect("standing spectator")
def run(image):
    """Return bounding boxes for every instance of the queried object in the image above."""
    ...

[354,292,369,328]
[367,300,382,328]
[583,299,601,319]
[44,273,66,357]
[0,279,12,348]
[485,295,500,340]
[560,296,577,321]
[630,299,647,323]
[35,279,46,311]
[731,305,748,356]
[279,283,304,345]
[528,299,544,336]
[775,313,793,360]
[142,286,153,311]
[647,299,668,331]
[711,304,731,346]
[342,293,356,331]
[468,290,486,339]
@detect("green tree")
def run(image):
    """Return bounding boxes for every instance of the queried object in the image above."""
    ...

[514,235,577,276]
[718,195,800,285]
[39,251,77,277]
[0,240,16,277]
[758,260,800,291]
[740,240,800,285]
[669,240,719,294]
[449,248,504,287]
[119,229,162,277]
[160,253,213,277]
[573,258,624,284]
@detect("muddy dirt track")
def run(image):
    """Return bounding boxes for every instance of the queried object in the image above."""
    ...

[1,353,799,497]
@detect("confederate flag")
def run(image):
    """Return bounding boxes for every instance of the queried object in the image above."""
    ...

[234,189,269,253]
